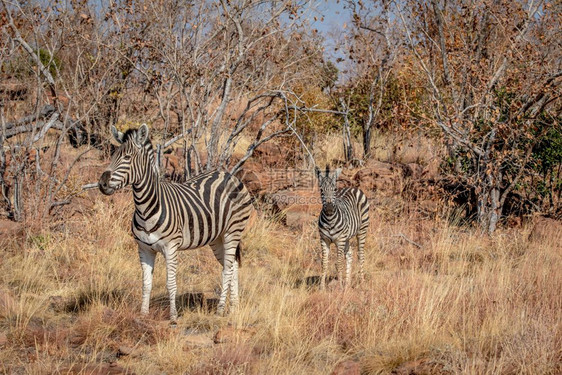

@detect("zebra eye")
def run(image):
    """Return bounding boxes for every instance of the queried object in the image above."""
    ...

[123,155,132,161]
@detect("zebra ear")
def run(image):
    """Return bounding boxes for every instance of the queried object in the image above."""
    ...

[111,125,124,144]
[334,168,342,179]
[136,123,149,145]
[314,166,321,179]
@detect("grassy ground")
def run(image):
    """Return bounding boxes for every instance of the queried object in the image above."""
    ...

[1,191,560,374]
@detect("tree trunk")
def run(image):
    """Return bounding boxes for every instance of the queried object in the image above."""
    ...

[184,139,191,181]
[13,172,23,222]
[488,186,501,234]
[476,170,504,235]
[363,124,372,159]
[0,137,11,214]
[340,99,353,162]
[206,76,232,170]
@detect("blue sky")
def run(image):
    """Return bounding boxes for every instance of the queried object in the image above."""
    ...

[314,0,350,32]
[311,0,352,76]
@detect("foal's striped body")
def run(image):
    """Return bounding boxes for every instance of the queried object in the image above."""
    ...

[316,167,369,288]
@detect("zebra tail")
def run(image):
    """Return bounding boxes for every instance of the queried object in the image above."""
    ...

[236,244,242,268]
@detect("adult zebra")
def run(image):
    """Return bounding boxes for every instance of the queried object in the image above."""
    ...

[98,124,253,321]
[315,166,369,289]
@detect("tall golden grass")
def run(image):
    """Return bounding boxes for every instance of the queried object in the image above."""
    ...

[1,193,560,374]
[313,130,441,169]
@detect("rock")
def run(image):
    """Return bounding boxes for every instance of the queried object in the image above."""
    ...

[331,360,361,375]
[270,190,322,212]
[353,162,402,197]
[268,188,322,229]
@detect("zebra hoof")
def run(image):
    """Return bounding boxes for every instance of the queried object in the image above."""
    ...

[169,320,178,328]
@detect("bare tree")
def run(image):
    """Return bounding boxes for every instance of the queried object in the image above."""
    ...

[1,0,334,221]
[346,0,401,158]
[388,0,562,233]
[107,0,327,175]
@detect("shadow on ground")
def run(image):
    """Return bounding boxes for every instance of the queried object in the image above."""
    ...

[62,290,126,313]
[294,275,338,289]
[151,292,219,315]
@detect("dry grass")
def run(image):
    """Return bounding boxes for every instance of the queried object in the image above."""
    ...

[313,130,442,173]
[1,194,561,374]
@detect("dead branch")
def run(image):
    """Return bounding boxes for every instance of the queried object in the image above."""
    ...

[4,105,56,130]
[393,233,423,249]
[50,148,94,207]
[287,106,348,116]
[229,121,290,176]
[81,183,99,190]
[2,3,57,101]
[4,118,66,139]
[163,128,194,149]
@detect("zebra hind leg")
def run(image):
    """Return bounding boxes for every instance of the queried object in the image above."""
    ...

[229,244,241,309]
[211,238,239,316]
[357,229,367,283]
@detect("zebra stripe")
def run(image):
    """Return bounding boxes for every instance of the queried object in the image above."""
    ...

[315,166,369,288]
[99,124,253,320]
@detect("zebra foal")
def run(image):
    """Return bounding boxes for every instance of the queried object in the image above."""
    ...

[315,166,369,289]
[98,124,253,321]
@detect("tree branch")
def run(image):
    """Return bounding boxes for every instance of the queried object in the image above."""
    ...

[3,4,57,99]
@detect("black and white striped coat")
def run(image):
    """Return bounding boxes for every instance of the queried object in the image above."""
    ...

[315,167,369,288]
[99,124,252,320]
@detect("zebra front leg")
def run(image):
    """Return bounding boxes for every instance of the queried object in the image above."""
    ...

[320,237,331,290]
[338,239,352,288]
[138,246,156,316]
[211,238,237,316]
[336,241,344,284]
[164,247,179,323]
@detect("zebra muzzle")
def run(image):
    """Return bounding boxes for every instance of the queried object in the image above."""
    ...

[99,171,116,195]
